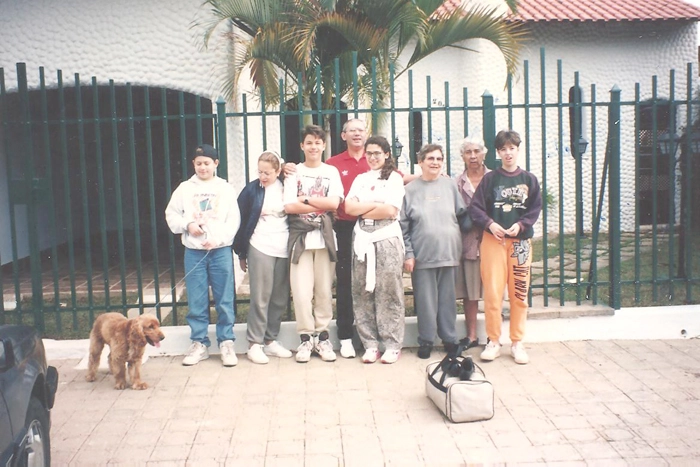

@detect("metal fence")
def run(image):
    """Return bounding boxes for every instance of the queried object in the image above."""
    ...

[1,51,698,334]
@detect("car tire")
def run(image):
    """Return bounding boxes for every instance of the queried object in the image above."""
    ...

[20,397,51,467]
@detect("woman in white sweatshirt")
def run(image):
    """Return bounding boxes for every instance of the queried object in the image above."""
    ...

[344,136,406,364]
[165,144,241,367]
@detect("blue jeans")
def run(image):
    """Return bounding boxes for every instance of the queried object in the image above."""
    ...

[184,247,236,346]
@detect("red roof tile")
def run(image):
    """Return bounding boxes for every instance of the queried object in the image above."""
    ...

[510,0,700,22]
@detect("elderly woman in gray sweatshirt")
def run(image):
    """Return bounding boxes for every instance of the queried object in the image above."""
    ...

[400,143,468,360]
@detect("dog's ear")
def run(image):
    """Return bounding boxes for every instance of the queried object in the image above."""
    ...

[127,318,147,347]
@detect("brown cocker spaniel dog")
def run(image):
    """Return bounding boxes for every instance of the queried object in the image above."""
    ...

[85,312,165,390]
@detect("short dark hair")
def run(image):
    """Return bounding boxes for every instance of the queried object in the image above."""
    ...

[494,130,522,150]
[301,124,326,142]
[417,143,443,162]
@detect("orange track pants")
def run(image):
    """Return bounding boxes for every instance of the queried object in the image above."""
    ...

[480,233,532,343]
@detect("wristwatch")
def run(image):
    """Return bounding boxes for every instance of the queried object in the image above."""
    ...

[303,198,310,205]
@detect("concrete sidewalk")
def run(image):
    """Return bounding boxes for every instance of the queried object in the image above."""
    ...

[49,337,700,466]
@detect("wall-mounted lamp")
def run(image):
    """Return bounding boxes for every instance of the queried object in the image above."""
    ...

[658,132,679,156]
[577,136,589,156]
[393,137,403,159]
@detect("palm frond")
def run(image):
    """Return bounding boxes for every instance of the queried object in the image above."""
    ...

[197,0,525,107]
[404,3,526,81]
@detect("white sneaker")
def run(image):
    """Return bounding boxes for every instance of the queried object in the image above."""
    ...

[362,348,380,363]
[264,341,292,358]
[340,339,356,358]
[380,349,401,364]
[219,340,238,367]
[247,343,269,364]
[296,339,313,363]
[182,341,209,366]
[480,340,501,361]
[314,337,337,362]
[511,341,530,365]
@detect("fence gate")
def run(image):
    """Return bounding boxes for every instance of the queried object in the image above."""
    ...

[0,63,220,333]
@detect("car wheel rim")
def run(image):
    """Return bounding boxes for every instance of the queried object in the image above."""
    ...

[24,419,46,467]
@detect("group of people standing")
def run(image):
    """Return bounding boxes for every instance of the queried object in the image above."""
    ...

[165,120,542,368]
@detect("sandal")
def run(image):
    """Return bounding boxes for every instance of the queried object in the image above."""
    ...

[459,337,480,350]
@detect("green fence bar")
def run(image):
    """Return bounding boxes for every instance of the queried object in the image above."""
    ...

[241,95,249,178]
[92,77,111,309]
[371,59,378,133]
[261,86,268,152]
[609,85,622,310]
[39,68,61,323]
[76,74,95,326]
[161,87,180,323]
[573,72,583,305]
[556,60,565,306]
[126,84,145,315]
[426,76,432,144]
[57,70,78,316]
[651,77,660,301]
[539,48,549,306]
[482,91,495,168]
[589,83,599,304]
[216,97,228,180]
[195,95,203,146]
[143,87,162,320]
[108,81,128,310]
[633,84,642,303]
[683,63,694,302]
[178,91,188,181]
[667,70,677,299]
[444,81,451,175]
[523,60,530,173]
[408,70,415,162]
[352,52,359,117]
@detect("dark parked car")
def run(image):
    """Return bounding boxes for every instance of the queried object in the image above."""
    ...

[0,325,58,467]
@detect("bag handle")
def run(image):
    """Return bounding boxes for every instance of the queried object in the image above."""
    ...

[473,361,486,378]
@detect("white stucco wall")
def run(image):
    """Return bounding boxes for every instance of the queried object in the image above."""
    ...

[0,0,227,98]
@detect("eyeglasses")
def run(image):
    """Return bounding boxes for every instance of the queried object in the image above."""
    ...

[366,151,387,160]
[343,127,366,134]
[462,149,483,155]
[424,156,444,162]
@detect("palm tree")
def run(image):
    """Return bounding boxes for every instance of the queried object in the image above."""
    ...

[198,0,524,141]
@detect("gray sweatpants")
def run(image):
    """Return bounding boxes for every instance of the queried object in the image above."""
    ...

[245,245,290,344]
[351,225,405,351]
[411,266,458,346]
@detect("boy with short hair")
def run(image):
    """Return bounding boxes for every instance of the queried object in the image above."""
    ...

[165,144,241,367]
[469,130,542,365]
[284,125,344,363]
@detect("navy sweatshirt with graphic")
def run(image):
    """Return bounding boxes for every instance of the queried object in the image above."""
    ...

[469,167,542,240]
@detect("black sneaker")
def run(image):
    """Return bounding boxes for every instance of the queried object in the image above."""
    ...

[417,343,433,359]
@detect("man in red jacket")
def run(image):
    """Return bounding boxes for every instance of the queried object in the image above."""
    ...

[326,119,370,358]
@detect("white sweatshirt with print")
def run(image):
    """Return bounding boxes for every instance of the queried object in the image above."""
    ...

[165,175,240,250]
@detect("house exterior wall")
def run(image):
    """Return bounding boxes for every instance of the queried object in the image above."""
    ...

[509,21,697,233]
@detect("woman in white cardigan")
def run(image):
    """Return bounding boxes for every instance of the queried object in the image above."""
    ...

[344,136,406,364]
